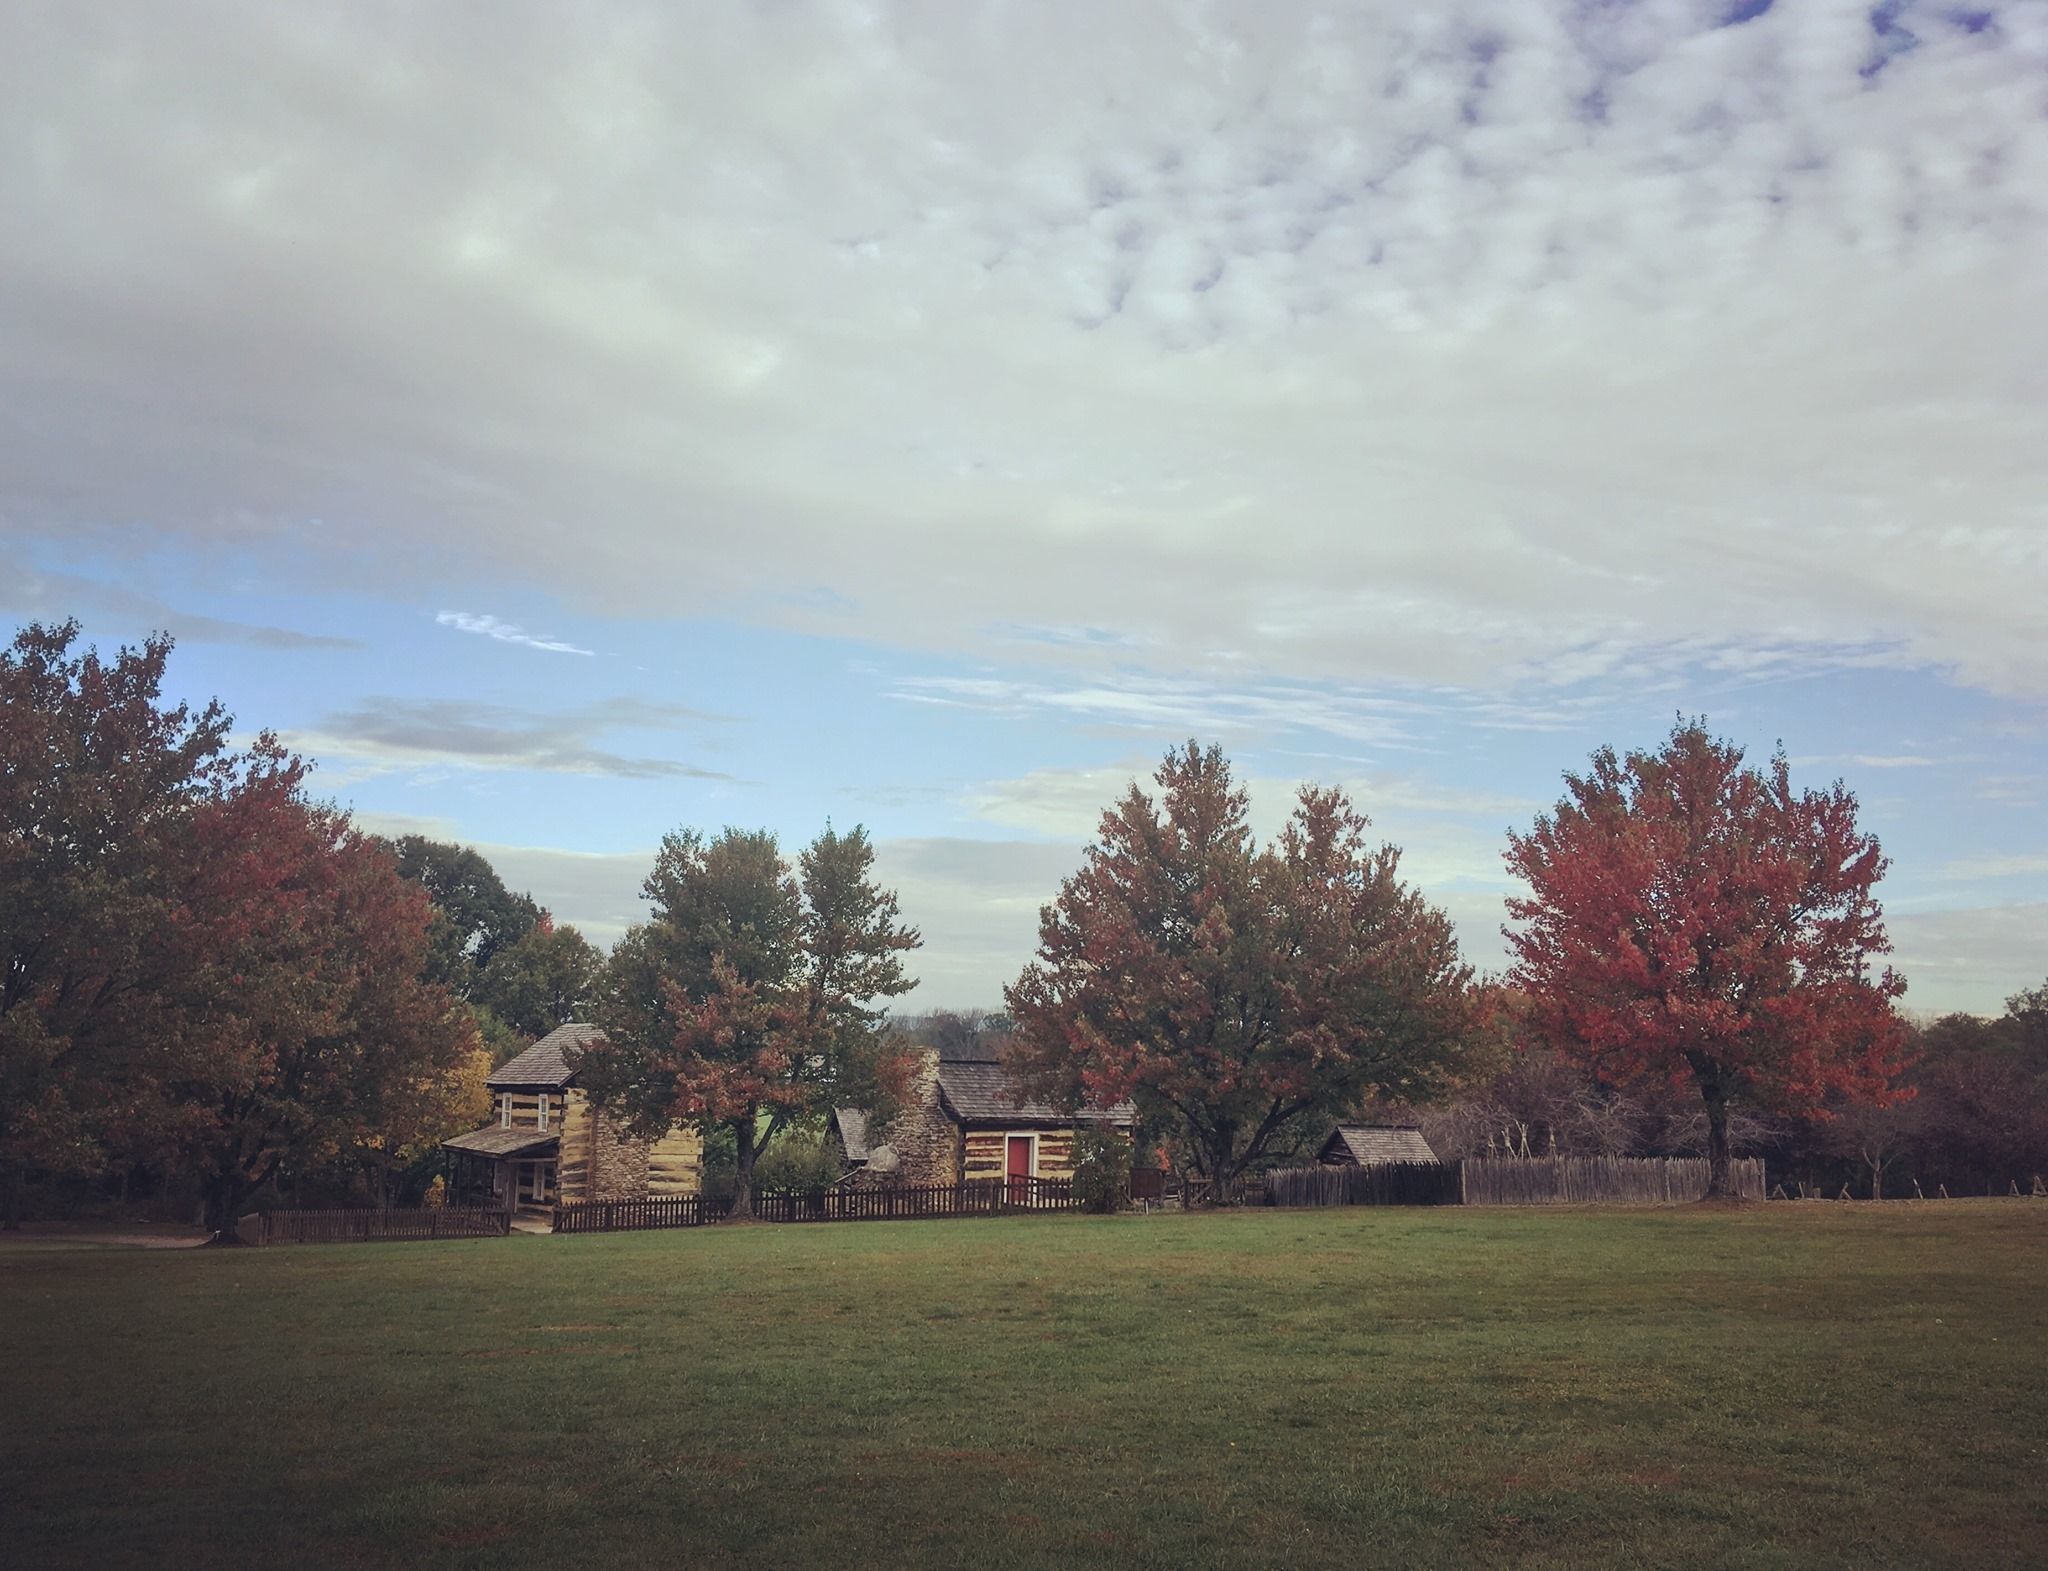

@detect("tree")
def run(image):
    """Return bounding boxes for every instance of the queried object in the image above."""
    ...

[1823,1095,1918,1200]
[0,622,239,1222]
[581,824,921,1219]
[1504,719,1909,1199]
[169,768,479,1236]
[476,915,602,1039]
[1005,743,1473,1196]
[382,836,539,997]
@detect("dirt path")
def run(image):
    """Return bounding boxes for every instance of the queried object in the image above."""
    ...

[1,1222,209,1249]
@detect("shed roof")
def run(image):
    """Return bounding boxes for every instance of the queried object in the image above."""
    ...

[830,1107,870,1163]
[1322,1125,1440,1166]
[485,1022,604,1090]
[441,1126,562,1159]
[933,1061,1134,1127]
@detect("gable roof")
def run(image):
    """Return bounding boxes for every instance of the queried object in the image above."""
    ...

[933,1060,1134,1126]
[1322,1125,1440,1166]
[485,1022,604,1090]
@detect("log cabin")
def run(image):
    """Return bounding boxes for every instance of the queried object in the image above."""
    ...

[441,1022,702,1222]
[834,1039,1135,1189]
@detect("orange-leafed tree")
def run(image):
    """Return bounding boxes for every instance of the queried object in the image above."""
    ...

[1005,743,1473,1196]
[1504,719,1909,1198]
[583,824,920,1219]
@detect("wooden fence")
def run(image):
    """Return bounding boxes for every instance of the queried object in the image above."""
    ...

[1264,1161,1463,1208]
[250,1205,512,1245]
[555,1176,1081,1234]
[553,1194,706,1234]
[1461,1155,1765,1205]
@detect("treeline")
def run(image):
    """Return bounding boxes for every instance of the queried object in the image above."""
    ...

[10,624,2044,1228]
[1393,988,2048,1199]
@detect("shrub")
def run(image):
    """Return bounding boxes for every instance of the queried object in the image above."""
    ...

[1069,1125,1133,1213]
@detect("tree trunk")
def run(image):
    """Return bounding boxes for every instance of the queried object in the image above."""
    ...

[726,1113,757,1221]
[1205,1129,1238,1206]
[1869,1157,1883,1201]
[201,1174,253,1244]
[1700,1075,1734,1199]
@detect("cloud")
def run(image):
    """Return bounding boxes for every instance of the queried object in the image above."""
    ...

[890,673,1430,746]
[1886,902,2048,1015]
[1,1,2043,707]
[0,558,360,650]
[1794,753,1939,771]
[436,609,593,656]
[1939,853,2048,881]
[287,696,733,780]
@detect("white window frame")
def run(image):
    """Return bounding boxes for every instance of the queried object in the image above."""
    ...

[500,1093,511,1130]
[537,1093,550,1132]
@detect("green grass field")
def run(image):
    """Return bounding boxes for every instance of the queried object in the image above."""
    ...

[7,1203,2046,1570]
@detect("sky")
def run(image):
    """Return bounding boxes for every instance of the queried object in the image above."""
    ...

[3,0,2045,1016]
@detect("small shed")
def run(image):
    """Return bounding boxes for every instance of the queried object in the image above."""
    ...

[1318,1124,1440,1167]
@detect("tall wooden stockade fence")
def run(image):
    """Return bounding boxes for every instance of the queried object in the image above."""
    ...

[1458,1155,1765,1206]
[556,1176,1080,1235]
[1264,1161,1463,1208]
[247,1205,511,1245]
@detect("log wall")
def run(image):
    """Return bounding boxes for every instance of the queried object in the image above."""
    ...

[961,1128,1083,1182]
[556,1090,702,1204]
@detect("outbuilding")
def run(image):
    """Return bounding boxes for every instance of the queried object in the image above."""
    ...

[1316,1124,1440,1168]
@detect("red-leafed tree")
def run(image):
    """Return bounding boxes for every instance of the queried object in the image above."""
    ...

[1005,743,1473,1196]
[170,759,479,1236]
[582,824,921,1219]
[1504,719,1908,1199]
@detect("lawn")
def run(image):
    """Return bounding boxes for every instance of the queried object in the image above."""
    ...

[7,1203,2046,1571]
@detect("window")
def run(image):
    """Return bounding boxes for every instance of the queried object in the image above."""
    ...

[500,1093,511,1130]
[538,1094,550,1132]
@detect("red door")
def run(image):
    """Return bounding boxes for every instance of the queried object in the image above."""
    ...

[1006,1136,1033,1204]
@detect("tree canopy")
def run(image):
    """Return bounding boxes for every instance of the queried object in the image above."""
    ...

[1504,718,1908,1197]
[1005,743,1473,1194]
[383,835,541,997]
[580,823,921,1218]
[1,622,476,1231]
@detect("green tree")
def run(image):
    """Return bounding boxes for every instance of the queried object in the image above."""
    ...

[477,915,602,1039]
[581,824,921,1219]
[0,622,237,1222]
[382,836,539,997]
[1006,744,1473,1196]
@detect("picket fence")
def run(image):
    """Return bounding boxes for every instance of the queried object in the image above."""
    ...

[249,1205,511,1245]
[1461,1155,1765,1205]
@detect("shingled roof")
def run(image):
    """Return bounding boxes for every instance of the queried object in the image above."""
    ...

[933,1060,1134,1126]
[485,1022,604,1090]
[1321,1125,1440,1166]
[830,1107,871,1163]
[442,1127,562,1158]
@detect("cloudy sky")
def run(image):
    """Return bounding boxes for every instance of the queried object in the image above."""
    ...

[5,0,2045,1014]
